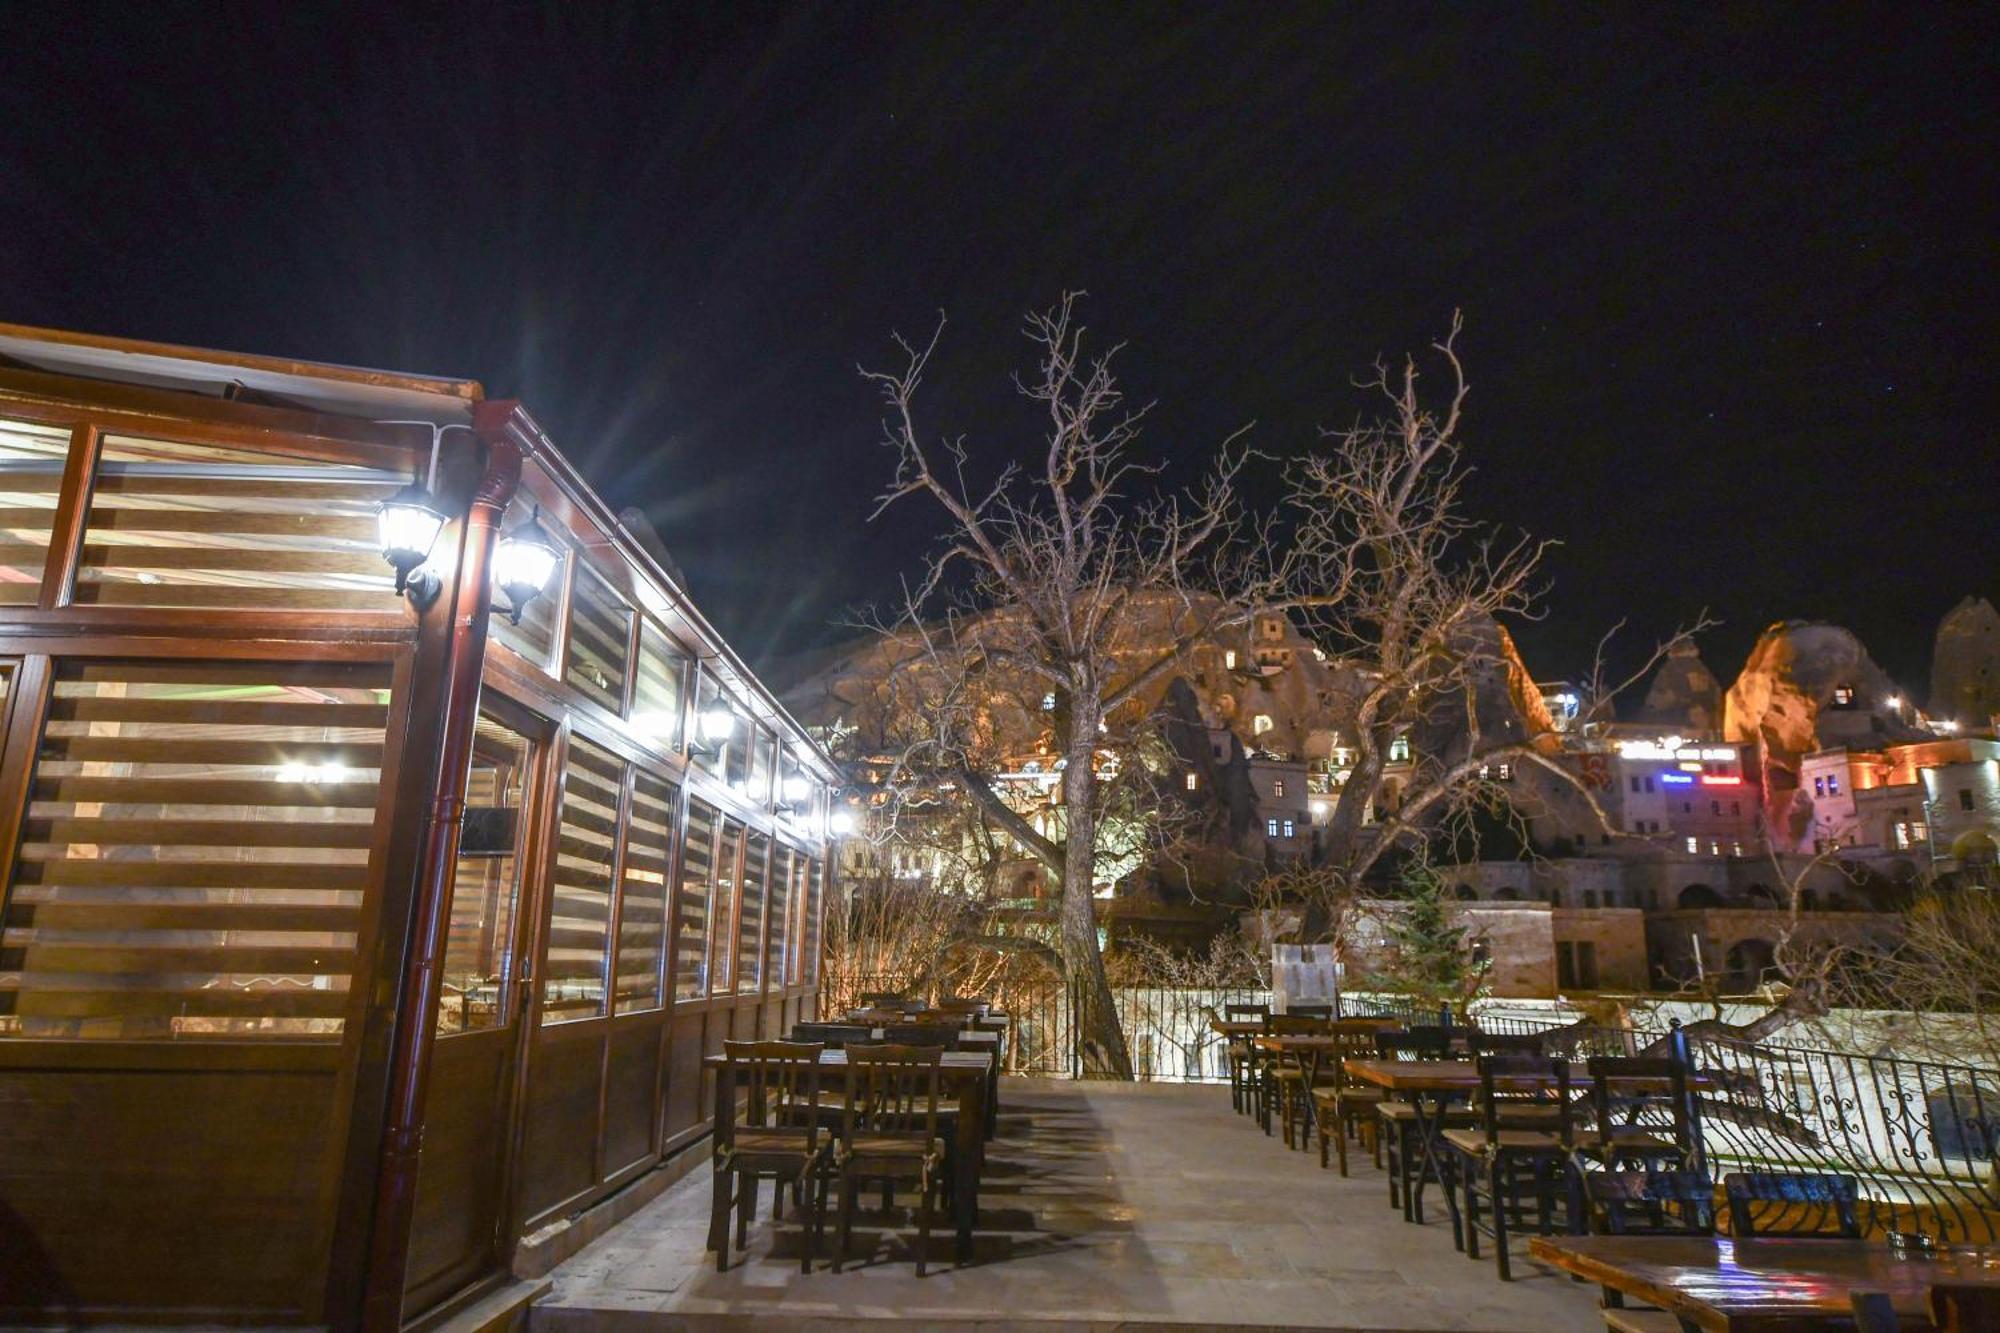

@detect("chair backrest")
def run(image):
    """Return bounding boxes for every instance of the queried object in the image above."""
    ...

[1849,1289,1899,1333]
[883,1021,960,1050]
[1376,1028,1451,1060]
[1224,1002,1271,1022]
[1468,1029,1545,1057]
[1476,1053,1573,1144]
[1287,1002,1335,1019]
[720,1040,824,1151]
[858,991,906,1008]
[1587,1056,1693,1159]
[793,1022,874,1047]
[843,1042,943,1144]
[935,997,989,1016]
[1267,1014,1334,1036]
[1722,1172,1861,1239]
[1931,1283,2000,1333]
[1584,1169,1716,1236]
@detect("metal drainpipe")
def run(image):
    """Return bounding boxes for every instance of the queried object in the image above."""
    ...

[360,431,523,1331]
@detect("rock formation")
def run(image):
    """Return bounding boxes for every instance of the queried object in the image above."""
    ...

[1930,596,2000,728]
[1636,639,1723,732]
[1722,621,1922,845]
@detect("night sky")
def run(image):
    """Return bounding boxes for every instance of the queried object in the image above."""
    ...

[3,3,1993,692]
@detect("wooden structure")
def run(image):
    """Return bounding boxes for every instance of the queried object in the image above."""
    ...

[0,323,837,1326]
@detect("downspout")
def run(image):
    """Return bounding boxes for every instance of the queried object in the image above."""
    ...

[361,428,523,1331]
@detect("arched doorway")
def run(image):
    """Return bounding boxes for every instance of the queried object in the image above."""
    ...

[1679,884,1721,909]
[1723,937,1779,992]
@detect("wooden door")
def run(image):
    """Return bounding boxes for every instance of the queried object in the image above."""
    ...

[404,700,551,1314]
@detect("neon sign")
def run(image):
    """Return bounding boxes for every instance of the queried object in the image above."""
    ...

[1660,773,1694,785]
[1700,775,1742,787]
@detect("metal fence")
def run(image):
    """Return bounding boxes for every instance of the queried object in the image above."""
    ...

[823,971,2000,1240]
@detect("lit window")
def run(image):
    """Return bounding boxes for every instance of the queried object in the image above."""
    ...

[1913,821,1929,843]
[1282,820,1295,838]
[1731,840,1743,856]
[1827,774,1841,796]
[1185,772,1199,792]
[1266,818,1279,837]
[1686,837,1699,854]
[1813,776,1826,798]
[1253,714,1274,735]
[1224,650,1237,669]
[1496,763,1512,781]
[1041,692,1056,712]
[1389,736,1410,762]
[1273,779,1286,797]
[1709,840,1721,857]
[1894,822,1911,851]
[1833,685,1855,706]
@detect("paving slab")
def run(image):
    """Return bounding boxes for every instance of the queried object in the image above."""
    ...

[532,1078,1604,1331]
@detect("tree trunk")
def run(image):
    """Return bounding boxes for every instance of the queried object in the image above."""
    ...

[1061,715,1133,1079]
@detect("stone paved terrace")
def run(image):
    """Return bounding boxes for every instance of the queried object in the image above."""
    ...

[531,1078,1605,1331]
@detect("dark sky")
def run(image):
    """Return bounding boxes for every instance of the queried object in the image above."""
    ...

[3,3,1993,692]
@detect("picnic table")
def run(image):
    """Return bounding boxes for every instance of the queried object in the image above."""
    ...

[1527,1234,2000,1330]
[706,1047,994,1262]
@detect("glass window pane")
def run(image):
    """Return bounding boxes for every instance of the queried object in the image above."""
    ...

[737,833,769,993]
[0,419,69,605]
[710,820,742,994]
[613,773,675,1014]
[1,659,391,1039]
[802,857,824,987]
[672,798,717,1000]
[765,845,791,990]
[487,492,561,670]
[564,565,632,712]
[77,434,410,613]
[630,621,685,753]
[723,705,750,794]
[439,713,533,1034]
[542,736,622,1022]
[748,728,776,809]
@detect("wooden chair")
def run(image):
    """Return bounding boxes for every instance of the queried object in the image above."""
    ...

[1310,1019,1398,1173]
[1468,1029,1545,1057]
[1288,1002,1335,1018]
[1581,1168,1718,1332]
[883,1021,961,1050]
[1721,1171,1860,1239]
[1222,1002,1270,1115]
[1445,1053,1576,1280]
[1257,1014,1332,1139]
[793,1022,875,1046]
[1579,1057,1692,1172]
[828,1043,950,1275]
[1374,1027,1474,1211]
[858,991,906,1008]
[1850,1289,1899,1333]
[711,1040,827,1273]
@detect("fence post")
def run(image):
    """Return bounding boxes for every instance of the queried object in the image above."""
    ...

[1669,1018,1708,1176]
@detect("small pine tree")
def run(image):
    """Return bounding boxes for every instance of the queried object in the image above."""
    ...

[1368,862,1491,1017]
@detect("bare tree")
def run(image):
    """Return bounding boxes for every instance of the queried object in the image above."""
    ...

[862,295,1273,1076]
[1286,316,1705,890]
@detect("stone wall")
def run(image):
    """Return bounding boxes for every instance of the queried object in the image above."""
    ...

[1551,907,1649,991]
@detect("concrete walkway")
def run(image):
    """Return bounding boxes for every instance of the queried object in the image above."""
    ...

[532,1078,1604,1331]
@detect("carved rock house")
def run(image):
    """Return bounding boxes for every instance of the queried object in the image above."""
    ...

[0,323,837,1327]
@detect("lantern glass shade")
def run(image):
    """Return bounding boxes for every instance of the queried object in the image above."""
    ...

[782,773,812,805]
[494,513,562,623]
[699,707,737,744]
[828,809,856,836]
[377,483,448,590]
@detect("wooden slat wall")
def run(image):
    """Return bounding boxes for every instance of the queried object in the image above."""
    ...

[736,832,769,994]
[561,565,630,715]
[540,736,622,1022]
[671,799,717,1000]
[1,658,392,1038]
[612,772,674,1014]
[73,435,410,614]
[0,419,68,604]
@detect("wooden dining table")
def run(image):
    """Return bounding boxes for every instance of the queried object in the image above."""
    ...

[1527,1234,2000,1330]
[706,1047,994,1262]
[1342,1058,1718,1226]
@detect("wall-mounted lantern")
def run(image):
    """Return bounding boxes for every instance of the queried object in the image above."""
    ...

[691,706,737,756]
[376,482,448,608]
[493,508,563,625]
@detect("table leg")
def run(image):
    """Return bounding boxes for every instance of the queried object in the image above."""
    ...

[954,1069,986,1262]
[706,1062,730,1251]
